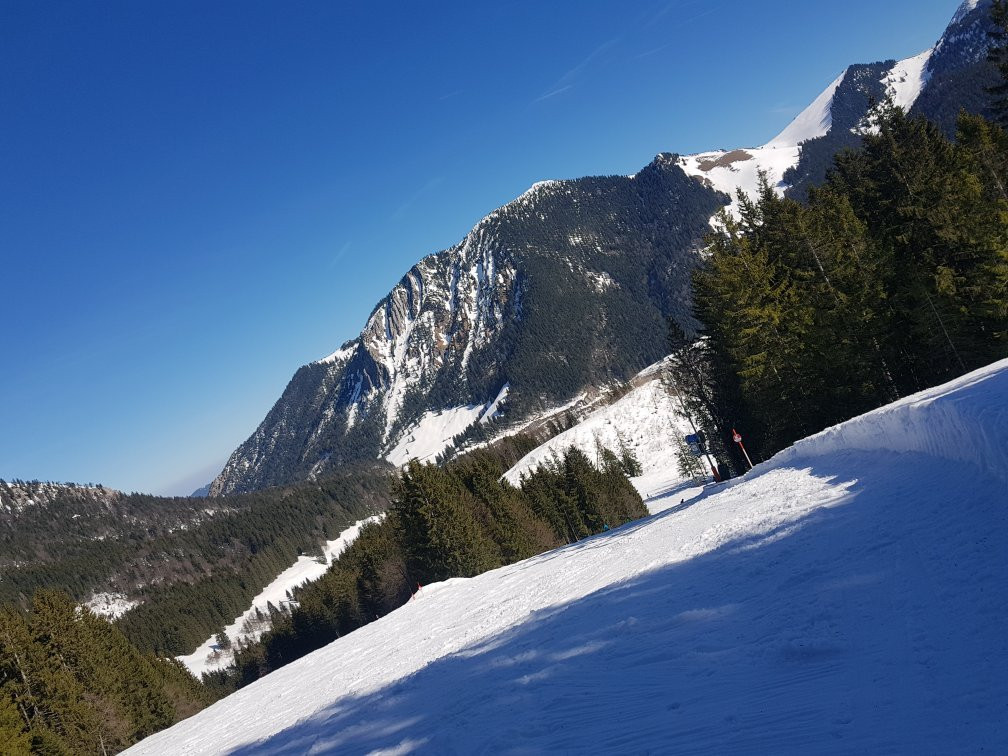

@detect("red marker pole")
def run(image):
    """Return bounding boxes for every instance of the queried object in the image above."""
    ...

[733,429,754,470]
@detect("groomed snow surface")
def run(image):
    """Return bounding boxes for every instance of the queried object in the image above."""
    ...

[131,359,1008,754]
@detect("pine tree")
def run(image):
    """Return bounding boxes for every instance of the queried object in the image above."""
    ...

[989,0,1008,126]
[0,693,30,756]
[393,461,498,584]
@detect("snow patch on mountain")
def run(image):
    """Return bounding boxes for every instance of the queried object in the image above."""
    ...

[385,384,511,467]
[316,341,358,366]
[385,405,488,467]
[585,270,614,292]
[129,359,1008,755]
[765,70,846,148]
[85,592,139,620]
[177,515,383,678]
[952,0,981,26]
[882,48,934,113]
[480,383,510,424]
[678,145,801,220]
[503,375,695,498]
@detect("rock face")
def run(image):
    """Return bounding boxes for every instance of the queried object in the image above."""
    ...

[0,480,121,522]
[211,160,727,495]
[211,0,1000,496]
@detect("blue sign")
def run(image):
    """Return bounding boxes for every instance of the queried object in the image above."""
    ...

[684,434,703,457]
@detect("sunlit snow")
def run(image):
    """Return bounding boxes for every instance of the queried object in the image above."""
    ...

[765,70,846,149]
[177,516,382,678]
[130,359,1008,754]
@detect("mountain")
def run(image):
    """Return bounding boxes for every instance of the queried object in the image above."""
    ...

[0,469,389,657]
[190,482,212,498]
[128,358,1008,754]
[211,0,999,496]
[211,160,726,494]
[681,0,997,204]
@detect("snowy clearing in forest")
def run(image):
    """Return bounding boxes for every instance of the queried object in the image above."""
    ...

[177,516,382,678]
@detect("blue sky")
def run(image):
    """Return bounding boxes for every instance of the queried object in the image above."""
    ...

[0,0,963,495]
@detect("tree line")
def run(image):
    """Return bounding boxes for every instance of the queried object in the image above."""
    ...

[687,104,1007,467]
[0,438,647,751]
[0,590,210,754]
[212,442,646,694]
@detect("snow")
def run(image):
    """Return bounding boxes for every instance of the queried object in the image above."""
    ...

[84,592,139,620]
[952,0,981,26]
[882,48,933,113]
[478,383,509,424]
[678,145,801,220]
[384,405,487,467]
[585,270,614,292]
[132,358,1008,754]
[385,387,512,467]
[679,64,849,220]
[503,377,695,497]
[177,516,382,678]
[316,342,357,366]
[765,70,846,148]
[516,180,560,204]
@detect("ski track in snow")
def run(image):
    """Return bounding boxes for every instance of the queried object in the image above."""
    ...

[131,359,1008,754]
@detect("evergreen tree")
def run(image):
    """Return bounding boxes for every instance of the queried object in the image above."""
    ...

[693,106,1008,464]
[989,0,1008,126]
[394,461,498,584]
[0,693,30,756]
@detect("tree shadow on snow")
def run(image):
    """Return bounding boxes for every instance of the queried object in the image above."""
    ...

[228,452,1008,755]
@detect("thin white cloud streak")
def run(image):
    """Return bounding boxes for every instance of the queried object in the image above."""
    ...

[328,241,352,268]
[534,37,620,103]
[391,176,445,221]
[534,84,573,102]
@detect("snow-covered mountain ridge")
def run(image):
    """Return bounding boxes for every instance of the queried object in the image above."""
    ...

[211,0,997,496]
[130,358,1008,754]
[679,0,995,212]
[0,479,120,519]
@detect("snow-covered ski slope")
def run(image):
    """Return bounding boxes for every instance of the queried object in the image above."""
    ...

[130,359,1008,754]
[502,364,697,499]
[177,516,382,678]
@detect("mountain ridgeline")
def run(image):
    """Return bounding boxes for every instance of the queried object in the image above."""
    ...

[211,0,1000,497]
[785,0,997,199]
[211,160,726,494]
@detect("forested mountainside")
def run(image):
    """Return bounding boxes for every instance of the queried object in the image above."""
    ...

[210,0,1001,497]
[0,467,391,657]
[211,158,725,494]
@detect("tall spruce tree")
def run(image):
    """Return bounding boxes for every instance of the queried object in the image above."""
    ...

[989,0,1008,126]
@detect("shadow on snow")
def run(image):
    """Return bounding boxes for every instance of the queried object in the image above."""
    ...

[229,452,1008,755]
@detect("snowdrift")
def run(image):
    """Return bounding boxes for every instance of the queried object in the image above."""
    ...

[128,359,1008,754]
[765,358,1008,484]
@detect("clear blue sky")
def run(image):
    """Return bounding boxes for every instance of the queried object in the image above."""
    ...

[0,0,962,495]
